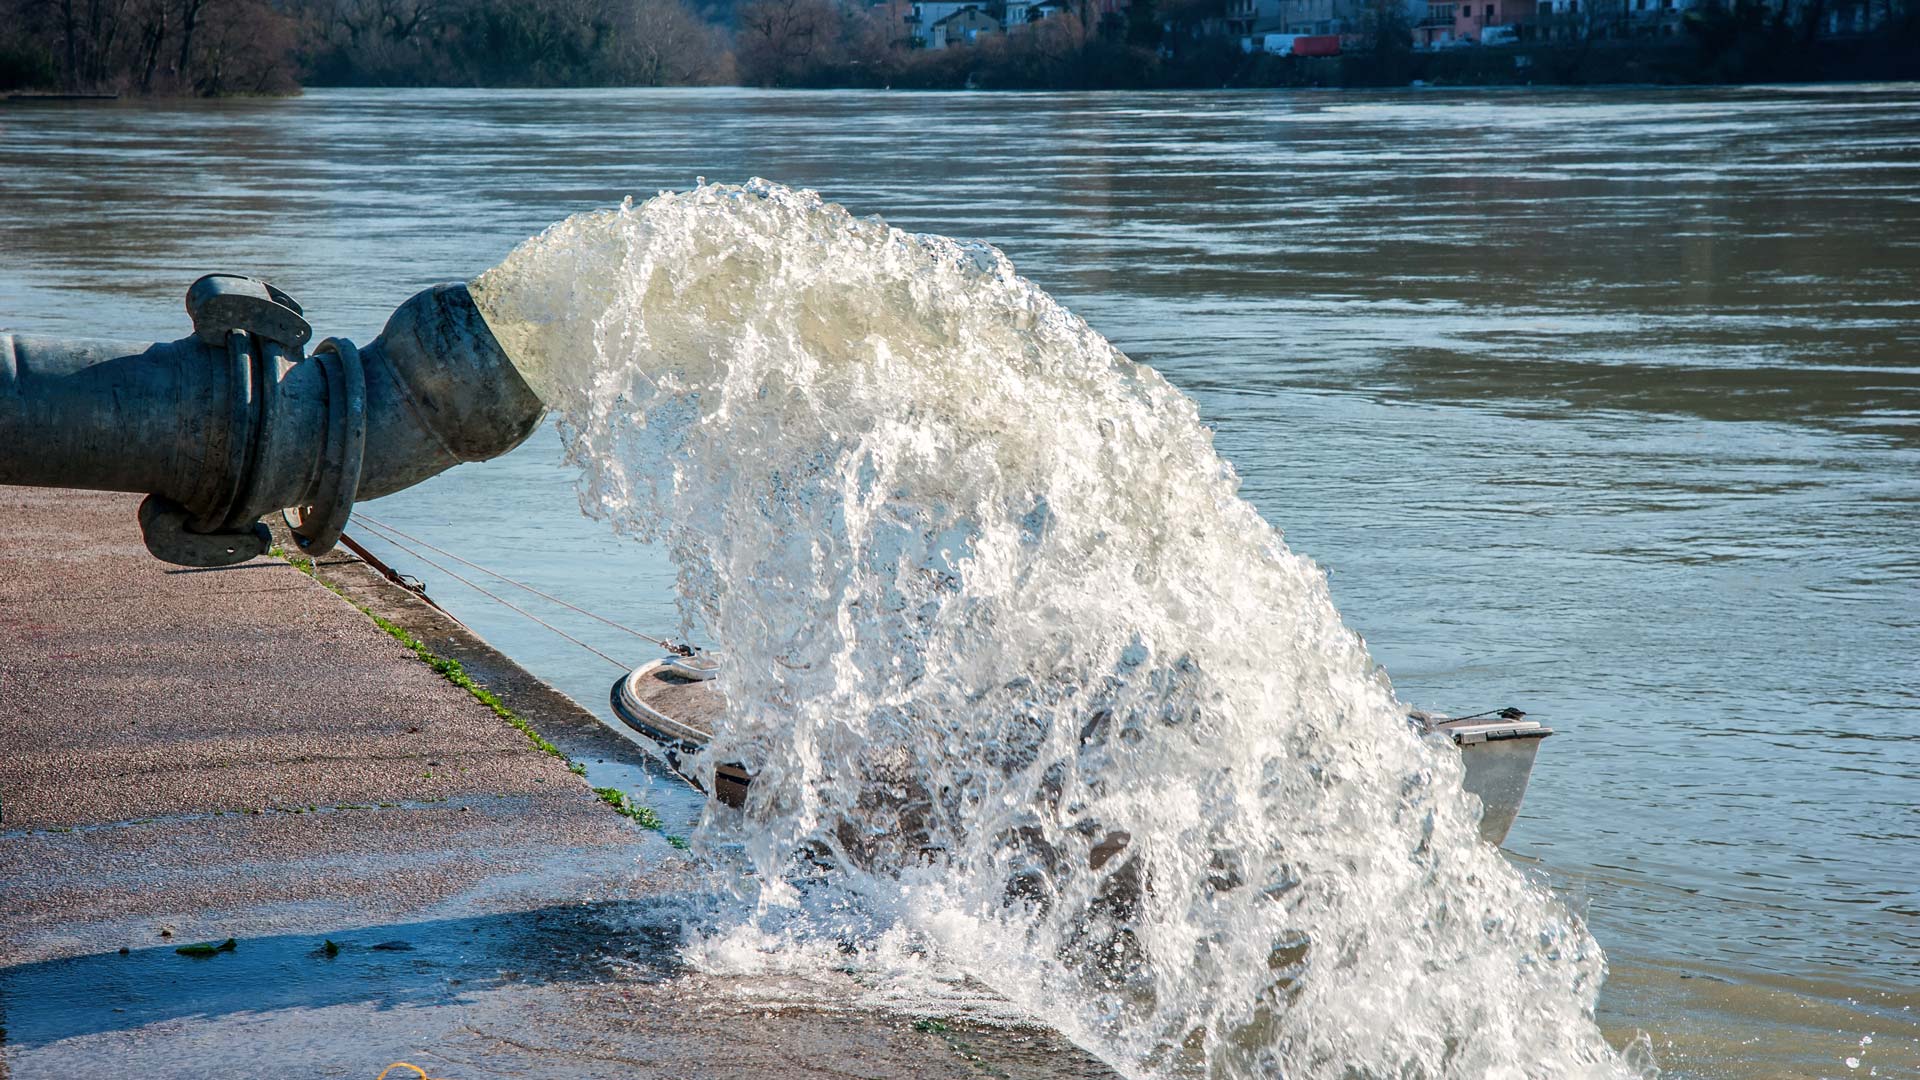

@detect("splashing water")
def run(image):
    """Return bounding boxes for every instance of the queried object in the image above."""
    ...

[471,180,1638,1079]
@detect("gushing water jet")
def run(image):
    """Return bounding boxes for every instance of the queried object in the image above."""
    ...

[467,180,1636,1080]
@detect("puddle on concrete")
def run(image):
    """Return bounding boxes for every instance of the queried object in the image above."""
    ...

[1,903,678,1048]
[0,899,1115,1079]
[575,754,707,839]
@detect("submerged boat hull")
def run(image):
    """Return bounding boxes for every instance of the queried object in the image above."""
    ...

[610,659,1552,847]
[609,657,749,806]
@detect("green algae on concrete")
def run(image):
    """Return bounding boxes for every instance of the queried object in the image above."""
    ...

[592,786,690,849]
[274,543,571,763]
[273,542,686,844]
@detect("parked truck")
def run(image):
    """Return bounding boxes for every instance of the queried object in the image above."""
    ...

[1243,32,1342,56]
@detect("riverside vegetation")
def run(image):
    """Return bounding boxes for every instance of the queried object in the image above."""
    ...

[0,0,1914,95]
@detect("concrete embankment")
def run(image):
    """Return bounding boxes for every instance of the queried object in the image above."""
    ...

[0,486,1110,1079]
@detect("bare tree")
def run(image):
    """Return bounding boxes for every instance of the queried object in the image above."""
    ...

[174,0,204,77]
[1030,7,1092,60]
[836,2,901,68]
[130,0,167,90]
[311,0,453,78]
[736,0,840,83]
[614,0,731,83]
[198,0,298,91]
[50,0,135,88]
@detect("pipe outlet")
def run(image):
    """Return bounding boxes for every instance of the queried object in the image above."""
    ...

[0,275,547,566]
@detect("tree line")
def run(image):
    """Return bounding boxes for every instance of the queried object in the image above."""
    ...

[1,0,1914,95]
[1,0,301,93]
[0,0,735,93]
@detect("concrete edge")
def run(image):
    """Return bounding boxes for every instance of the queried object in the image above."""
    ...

[265,522,665,784]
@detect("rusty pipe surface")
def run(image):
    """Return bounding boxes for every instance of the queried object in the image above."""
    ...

[0,276,546,566]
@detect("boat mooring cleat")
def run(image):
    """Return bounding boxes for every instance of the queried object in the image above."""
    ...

[1,275,547,566]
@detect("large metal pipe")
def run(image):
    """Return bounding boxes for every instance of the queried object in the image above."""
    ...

[0,275,546,566]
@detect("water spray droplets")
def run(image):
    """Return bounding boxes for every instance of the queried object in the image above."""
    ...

[472,180,1638,1079]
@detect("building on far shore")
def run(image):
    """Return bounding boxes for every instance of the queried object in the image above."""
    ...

[1279,0,1353,34]
[905,0,999,46]
[1529,0,1896,40]
[930,5,1004,46]
[1533,0,1698,38]
[1226,0,1277,38]
[1413,0,1462,45]
[1031,0,1082,22]
[905,0,1099,42]
[905,0,1915,51]
[1449,0,1535,41]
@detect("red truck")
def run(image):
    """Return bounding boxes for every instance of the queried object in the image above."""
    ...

[1292,34,1342,56]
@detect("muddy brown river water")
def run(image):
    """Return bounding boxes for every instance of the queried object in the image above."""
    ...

[2,84,1916,1077]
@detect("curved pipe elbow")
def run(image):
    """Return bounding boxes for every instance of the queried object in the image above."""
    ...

[0,279,548,567]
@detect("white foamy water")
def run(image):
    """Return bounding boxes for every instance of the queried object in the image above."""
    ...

[471,180,1639,1079]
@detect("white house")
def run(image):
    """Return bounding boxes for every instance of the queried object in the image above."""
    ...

[905,0,982,44]
[927,5,1002,46]
[1535,0,1700,38]
[1279,0,1360,34]
[1225,0,1285,36]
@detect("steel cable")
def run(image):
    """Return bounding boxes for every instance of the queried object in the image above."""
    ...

[354,513,676,650]
[349,518,637,672]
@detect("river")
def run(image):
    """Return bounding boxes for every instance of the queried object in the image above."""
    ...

[2,84,1916,1077]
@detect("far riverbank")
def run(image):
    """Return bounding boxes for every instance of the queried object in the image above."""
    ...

[772,32,1920,90]
[4,0,1916,97]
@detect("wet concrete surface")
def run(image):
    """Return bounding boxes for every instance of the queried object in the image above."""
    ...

[0,487,1115,1079]
[1,502,586,834]
[5,898,1109,1080]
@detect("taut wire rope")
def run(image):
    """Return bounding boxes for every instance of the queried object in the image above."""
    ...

[355,513,674,650]
[349,517,635,672]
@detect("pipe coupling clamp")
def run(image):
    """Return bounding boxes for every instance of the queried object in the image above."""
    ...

[139,275,315,567]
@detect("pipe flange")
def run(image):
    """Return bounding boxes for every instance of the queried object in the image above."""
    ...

[284,336,367,556]
[188,328,260,534]
[181,274,304,536]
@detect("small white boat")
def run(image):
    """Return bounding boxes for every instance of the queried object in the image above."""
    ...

[1410,708,1554,845]
[611,658,1552,847]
